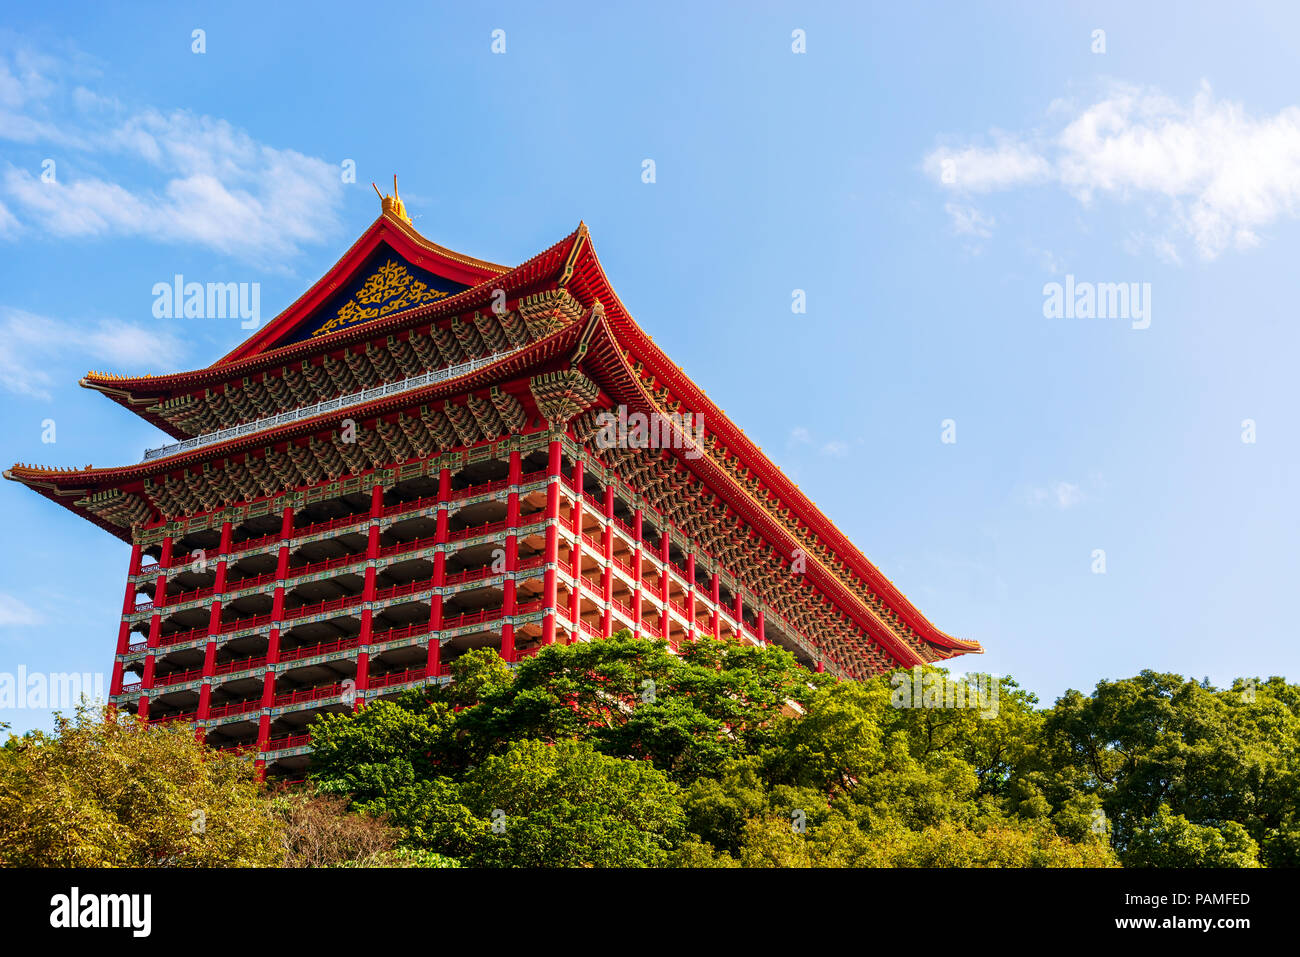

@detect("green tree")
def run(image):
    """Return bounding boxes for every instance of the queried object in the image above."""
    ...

[460,738,685,867]
[0,705,281,867]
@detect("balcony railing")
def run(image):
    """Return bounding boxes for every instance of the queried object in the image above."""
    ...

[219,612,273,635]
[281,594,363,622]
[208,699,261,720]
[279,636,359,663]
[368,666,428,690]
[273,683,347,707]
[141,351,518,462]
[160,626,207,647]
[213,655,268,676]
[371,621,432,644]
[154,667,204,687]
[379,535,438,559]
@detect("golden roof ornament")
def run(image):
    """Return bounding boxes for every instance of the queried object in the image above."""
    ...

[373,175,412,225]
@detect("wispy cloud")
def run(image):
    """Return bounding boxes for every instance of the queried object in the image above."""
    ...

[0,307,186,400]
[925,81,1300,260]
[0,592,42,627]
[0,45,344,261]
[944,202,995,243]
[1025,481,1086,510]
[790,427,854,458]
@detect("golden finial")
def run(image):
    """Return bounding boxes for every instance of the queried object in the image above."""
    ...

[373,175,412,225]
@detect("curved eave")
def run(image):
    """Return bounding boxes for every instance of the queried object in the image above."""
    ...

[564,237,981,659]
[3,468,134,543]
[573,317,929,668]
[7,320,586,531]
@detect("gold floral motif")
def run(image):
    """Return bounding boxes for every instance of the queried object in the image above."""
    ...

[313,259,452,337]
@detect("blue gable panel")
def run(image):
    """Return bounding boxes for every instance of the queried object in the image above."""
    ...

[278,243,470,348]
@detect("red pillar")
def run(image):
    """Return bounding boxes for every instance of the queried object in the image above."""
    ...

[353,482,384,707]
[567,457,585,641]
[685,551,696,643]
[657,527,670,639]
[541,438,561,644]
[632,507,644,639]
[197,520,233,720]
[139,535,173,719]
[733,587,745,641]
[500,450,521,661]
[257,504,295,754]
[710,569,721,641]
[601,484,614,638]
[426,466,450,676]
[756,607,766,646]
[112,540,143,697]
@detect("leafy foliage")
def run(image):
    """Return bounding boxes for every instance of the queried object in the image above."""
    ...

[309,632,1298,868]
[0,705,282,867]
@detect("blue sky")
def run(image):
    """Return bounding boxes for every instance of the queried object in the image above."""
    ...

[1,1,1297,732]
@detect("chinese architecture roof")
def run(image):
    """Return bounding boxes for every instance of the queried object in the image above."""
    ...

[5,185,981,674]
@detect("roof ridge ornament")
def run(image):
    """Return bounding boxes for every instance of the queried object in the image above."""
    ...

[373,175,413,226]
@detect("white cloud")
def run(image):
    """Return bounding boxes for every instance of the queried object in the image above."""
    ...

[1026,481,1085,509]
[0,307,186,400]
[945,202,995,239]
[925,82,1300,260]
[0,47,343,260]
[0,197,18,236]
[924,140,1052,193]
[0,592,42,626]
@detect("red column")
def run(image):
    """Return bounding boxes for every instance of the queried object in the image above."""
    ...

[111,541,143,697]
[353,482,384,707]
[197,520,233,720]
[710,569,721,641]
[632,508,644,638]
[426,466,450,677]
[541,439,562,644]
[685,551,697,643]
[567,457,585,641]
[733,587,745,641]
[257,504,295,755]
[139,536,173,719]
[657,528,670,639]
[500,450,521,661]
[601,485,614,637]
[816,660,826,674]
[756,607,766,646]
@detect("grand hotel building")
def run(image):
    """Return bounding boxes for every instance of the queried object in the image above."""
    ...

[6,188,980,778]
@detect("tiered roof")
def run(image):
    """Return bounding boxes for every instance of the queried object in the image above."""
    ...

[5,189,980,675]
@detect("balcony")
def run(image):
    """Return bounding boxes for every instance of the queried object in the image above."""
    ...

[368,666,428,690]
[155,667,204,687]
[371,622,432,645]
[279,636,359,663]
[265,732,311,751]
[208,699,261,720]
[273,682,348,707]
[213,655,268,677]
[281,594,363,622]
